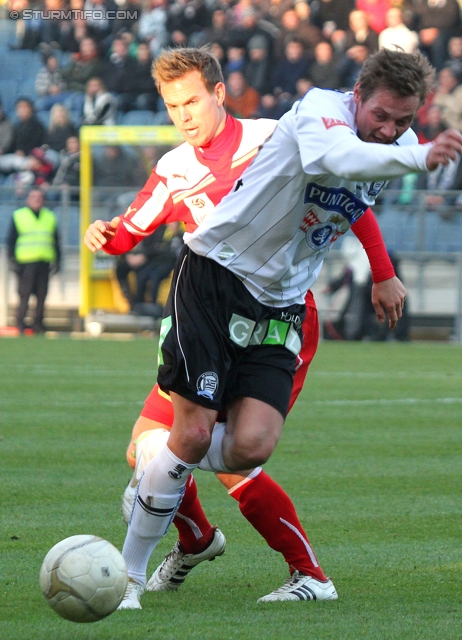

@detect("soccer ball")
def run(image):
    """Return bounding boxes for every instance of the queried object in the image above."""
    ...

[39,534,128,623]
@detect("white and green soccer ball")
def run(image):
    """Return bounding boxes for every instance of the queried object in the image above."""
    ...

[39,534,128,623]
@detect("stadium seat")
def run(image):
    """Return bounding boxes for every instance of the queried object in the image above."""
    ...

[18,77,37,100]
[36,109,51,128]
[0,79,20,117]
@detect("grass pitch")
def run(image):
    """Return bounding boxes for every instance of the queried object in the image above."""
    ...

[0,337,461,640]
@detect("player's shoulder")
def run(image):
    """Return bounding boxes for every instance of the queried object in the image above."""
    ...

[294,88,355,127]
[156,140,195,174]
[239,117,278,138]
[236,118,278,155]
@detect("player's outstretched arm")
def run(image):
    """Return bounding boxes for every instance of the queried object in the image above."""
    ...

[84,216,120,252]
[426,129,462,171]
[371,276,407,329]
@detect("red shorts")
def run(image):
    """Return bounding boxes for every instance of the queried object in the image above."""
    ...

[141,290,319,426]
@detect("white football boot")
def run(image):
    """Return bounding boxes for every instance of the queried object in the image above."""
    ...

[117,579,144,610]
[258,571,338,602]
[146,527,226,591]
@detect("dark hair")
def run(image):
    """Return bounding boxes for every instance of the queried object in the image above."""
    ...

[152,47,224,92]
[16,97,34,109]
[356,48,435,106]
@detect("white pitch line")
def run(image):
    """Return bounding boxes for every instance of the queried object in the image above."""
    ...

[310,397,462,406]
[314,371,462,379]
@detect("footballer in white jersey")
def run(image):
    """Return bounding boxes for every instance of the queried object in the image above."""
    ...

[187,88,429,307]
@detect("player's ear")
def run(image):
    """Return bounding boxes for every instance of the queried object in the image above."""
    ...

[215,82,226,107]
[353,83,362,105]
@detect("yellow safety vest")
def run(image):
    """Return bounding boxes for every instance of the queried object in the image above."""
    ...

[13,207,57,264]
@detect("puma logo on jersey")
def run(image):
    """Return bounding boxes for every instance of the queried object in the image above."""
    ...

[234,179,244,191]
[124,205,137,216]
[172,170,189,181]
[322,117,350,130]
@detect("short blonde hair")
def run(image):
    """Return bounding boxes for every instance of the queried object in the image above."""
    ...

[152,47,224,93]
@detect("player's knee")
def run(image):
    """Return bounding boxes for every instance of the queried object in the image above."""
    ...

[228,438,274,469]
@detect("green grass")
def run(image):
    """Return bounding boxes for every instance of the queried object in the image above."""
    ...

[0,337,461,640]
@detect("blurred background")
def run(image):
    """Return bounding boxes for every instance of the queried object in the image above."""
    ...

[0,0,461,341]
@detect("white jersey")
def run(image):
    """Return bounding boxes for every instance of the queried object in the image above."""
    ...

[187,88,430,307]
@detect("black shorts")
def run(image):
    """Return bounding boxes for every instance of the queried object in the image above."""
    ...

[157,246,306,418]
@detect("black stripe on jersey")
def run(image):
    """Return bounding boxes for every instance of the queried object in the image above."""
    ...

[137,495,175,518]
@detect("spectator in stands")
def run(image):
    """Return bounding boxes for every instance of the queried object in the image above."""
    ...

[10,0,42,50]
[35,54,67,111]
[253,93,289,120]
[166,0,211,48]
[84,0,118,50]
[229,7,274,57]
[0,100,14,157]
[61,37,104,94]
[274,6,322,61]
[13,147,55,196]
[415,104,447,144]
[58,12,89,53]
[433,67,462,133]
[425,152,462,215]
[310,0,355,35]
[345,9,379,53]
[444,36,462,84]
[337,44,369,90]
[208,42,226,69]
[111,0,142,37]
[196,8,233,51]
[40,0,67,47]
[81,77,117,126]
[138,0,169,58]
[405,0,462,70]
[307,40,342,89]
[116,224,181,313]
[93,146,145,189]
[223,45,247,79]
[378,7,419,54]
[10,98,46,156]
[50,135,80,200]
[45,104,78,153]
[244,35,273,96]
[103,36,139,112]
[225,71,260,119]
[7,188,60,334]
[272,38,311,98]
[356,0,391,35]
[128,42,160,112]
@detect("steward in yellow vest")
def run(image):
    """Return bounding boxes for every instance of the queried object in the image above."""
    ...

[7,188,60,334]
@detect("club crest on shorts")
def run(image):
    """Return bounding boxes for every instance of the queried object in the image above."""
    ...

[196,371,219,400]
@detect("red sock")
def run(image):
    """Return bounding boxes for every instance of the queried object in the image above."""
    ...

[230,470,327,581]
[173,475,214,554]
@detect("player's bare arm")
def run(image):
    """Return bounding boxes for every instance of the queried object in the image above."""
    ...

[371,276,407,329]
[84,216,120,252]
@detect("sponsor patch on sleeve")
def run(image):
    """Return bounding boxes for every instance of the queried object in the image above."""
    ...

[321,117,350,130]
[129,181,170,231]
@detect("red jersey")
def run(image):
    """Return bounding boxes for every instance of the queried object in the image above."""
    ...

[104,115,278,252]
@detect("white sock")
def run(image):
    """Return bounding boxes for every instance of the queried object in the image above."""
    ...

[122,444,197,586]
[198,422,232,473]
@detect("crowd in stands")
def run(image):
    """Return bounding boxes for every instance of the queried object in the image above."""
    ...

[1,0,462,200]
